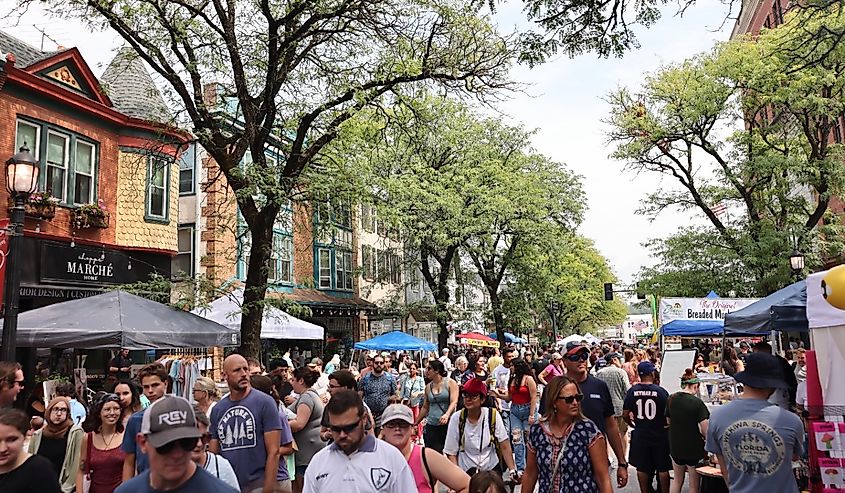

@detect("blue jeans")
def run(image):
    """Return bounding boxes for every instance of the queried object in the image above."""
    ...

[509,403,532,471]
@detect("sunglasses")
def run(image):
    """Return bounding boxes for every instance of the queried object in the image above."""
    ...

[566,353,589,362]
[329,419,361,434]
[557,394,585,404]
[14,380,24,388]
[155,437,198,455]
[200,432,212,444]
[374,361,385,365]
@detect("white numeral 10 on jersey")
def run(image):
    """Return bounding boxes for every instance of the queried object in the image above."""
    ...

[635,399,657,420]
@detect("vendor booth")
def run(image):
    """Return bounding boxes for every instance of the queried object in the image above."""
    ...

[193,288,324,341]
[353,330,437,352]
[723,280,808,335]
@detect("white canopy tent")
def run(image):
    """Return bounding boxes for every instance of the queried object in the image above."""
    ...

[192,288,324,340]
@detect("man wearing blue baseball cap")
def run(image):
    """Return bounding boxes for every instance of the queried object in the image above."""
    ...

[623,361,671,493]
[705,352,804,493]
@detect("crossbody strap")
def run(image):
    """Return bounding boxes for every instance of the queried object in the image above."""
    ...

[85,432,93,478]
[420,446,435,490]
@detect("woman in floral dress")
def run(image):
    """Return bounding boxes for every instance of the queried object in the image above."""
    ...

[521,376,613,493]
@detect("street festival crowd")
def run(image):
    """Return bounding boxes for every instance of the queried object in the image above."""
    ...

[0,338,811,493]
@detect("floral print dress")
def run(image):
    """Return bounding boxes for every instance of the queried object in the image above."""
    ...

[527,418,603,492]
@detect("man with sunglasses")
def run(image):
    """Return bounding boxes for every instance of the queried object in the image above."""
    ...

[0,361,24,408]
[303,389,415,492]
[117,395,237,492]
[547,341,629,488]
[357,355,395,436]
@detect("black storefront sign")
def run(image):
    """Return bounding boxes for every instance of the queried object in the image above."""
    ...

[19,286,102,300]
[41,242,127,285]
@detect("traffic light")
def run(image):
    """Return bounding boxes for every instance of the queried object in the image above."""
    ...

[636,282,646,300]
[603,283,613,301]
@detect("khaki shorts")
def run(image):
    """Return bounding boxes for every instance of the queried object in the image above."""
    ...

[616,415,628,435]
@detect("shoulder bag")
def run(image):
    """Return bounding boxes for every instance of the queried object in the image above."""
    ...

[81,431,92,493]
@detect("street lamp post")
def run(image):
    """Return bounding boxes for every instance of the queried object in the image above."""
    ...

[789,249,805,280]
[0,145,39,361]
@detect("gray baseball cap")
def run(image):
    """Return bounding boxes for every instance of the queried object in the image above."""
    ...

[140,396,201,448]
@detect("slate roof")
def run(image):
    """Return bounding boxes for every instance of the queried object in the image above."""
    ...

[0,31,54,67]
[99,46,170,123]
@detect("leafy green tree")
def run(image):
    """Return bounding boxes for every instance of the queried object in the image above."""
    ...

[501,233,626,340]
[607,13,845,295]
[33,0,515,357]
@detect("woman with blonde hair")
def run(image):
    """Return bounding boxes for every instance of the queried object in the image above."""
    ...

[521,376,613,493]
[192,376,220,416]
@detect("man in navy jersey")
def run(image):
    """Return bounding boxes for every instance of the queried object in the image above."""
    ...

[623,361,671,493]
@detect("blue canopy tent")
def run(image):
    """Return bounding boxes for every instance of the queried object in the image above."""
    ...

[661,319,724,336]
[353,330,437,352]
[488,332,528,344]
[723,280,808,335]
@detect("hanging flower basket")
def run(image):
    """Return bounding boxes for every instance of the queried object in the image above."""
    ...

[72,203,109,229]
[7,192,59,220]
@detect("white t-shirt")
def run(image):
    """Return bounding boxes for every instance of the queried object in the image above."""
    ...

[796,380,808,409]
[443,407,508,472]
[303,435,416,492]
[202,452,240,490]
[439,355,454,372]
[491,365,511,412]
[313,372,330,396]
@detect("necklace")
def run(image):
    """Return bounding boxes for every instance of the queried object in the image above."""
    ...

[99,430,118,449]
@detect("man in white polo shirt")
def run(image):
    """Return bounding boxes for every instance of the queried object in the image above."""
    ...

[303,389,415,492]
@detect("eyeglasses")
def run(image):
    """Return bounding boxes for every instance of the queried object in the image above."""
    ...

[13,380,24,388]
[557,394,584,404]
[566,353,589,362]
[329,419,361,434]
[51,407,69,414]
[383,420,412,430]
[463,393,483,400]
[154,437,198,455]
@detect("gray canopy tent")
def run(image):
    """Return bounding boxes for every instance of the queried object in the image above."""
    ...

[0,290,241,349]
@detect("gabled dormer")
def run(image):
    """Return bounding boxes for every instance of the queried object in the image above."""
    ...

[24,48,112,107]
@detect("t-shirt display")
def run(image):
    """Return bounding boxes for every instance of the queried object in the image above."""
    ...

[0,454,62,493]
[706,398,804,493]
[115,466,238,493]
[665,391,710,461]
[210,388,283,489]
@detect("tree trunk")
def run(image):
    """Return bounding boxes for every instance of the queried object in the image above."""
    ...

[490,290,506,346]
[238,213,275,360]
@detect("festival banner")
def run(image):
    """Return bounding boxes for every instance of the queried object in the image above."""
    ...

[659,297,757,325]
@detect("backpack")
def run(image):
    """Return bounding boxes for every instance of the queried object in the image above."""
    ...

[457,408,502,467]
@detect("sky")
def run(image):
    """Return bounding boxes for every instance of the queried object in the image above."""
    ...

[0,1,735,286]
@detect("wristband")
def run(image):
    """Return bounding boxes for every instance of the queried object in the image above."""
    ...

[618,462,628,468]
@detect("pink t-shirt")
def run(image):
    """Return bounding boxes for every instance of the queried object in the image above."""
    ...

[543,363,563,378]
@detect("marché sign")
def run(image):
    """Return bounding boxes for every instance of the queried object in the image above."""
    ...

[41,242,127,285]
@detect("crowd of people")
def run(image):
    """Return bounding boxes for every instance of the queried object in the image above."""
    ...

[0,335,810,493]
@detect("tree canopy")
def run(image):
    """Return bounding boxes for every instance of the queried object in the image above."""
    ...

[609,7,845,296]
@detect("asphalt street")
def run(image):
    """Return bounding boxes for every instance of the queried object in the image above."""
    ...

[508,466,692,493]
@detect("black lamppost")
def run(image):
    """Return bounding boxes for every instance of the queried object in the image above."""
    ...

[789,249,805,280]
[0,145,39,361]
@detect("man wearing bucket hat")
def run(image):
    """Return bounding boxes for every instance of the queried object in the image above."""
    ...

[116,395,237,492]
[705,352,804,493]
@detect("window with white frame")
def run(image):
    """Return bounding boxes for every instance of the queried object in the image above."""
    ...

[173,224,194,277]
[178,148,194,195]
[276,235,293,283]
[14,118,98,205]
[73,141,95,205]
[46,131,69,202]
[335,250,353,291]
[318,248,332,288]
[147,157,169,220]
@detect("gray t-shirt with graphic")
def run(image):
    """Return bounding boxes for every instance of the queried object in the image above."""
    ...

[705,398,804,493]
[210,388,282,488]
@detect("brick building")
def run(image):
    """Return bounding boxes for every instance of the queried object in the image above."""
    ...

[0,34,187,314]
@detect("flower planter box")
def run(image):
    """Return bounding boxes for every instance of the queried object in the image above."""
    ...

[72,209,109,229]
[6,197,56,220]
